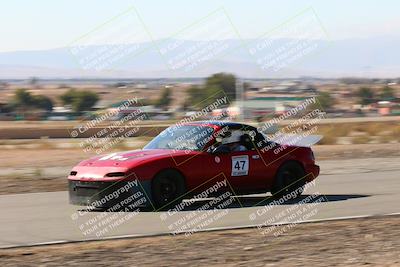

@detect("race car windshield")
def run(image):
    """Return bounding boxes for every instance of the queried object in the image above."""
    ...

[144,125,214,151]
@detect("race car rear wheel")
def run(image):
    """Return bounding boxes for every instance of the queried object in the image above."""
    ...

[271,161,306,199]
[152,169,186,210]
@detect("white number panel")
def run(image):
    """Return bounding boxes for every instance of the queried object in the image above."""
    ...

[231,155,249,176]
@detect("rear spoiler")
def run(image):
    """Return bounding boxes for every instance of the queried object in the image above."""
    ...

[264,133,323,147]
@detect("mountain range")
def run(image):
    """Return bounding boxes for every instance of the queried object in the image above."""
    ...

[0,37,399,79]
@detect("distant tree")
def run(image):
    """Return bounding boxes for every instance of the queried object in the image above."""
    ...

[13,89,53,112]
[204,85,224,103]
[379,86,395,101]
[14,89,34,107]
[155,87,172,109]
[60,89,99,112]
[357,87,375,105]
[312,91,335,111]
[60,89,77,105]
[185,85,224,109]
[183,73,237,110]
[205,73,236,101]
[71,91,99,112]
[28,77,38,86]
[186,85,203,106]
[33,95,53,111]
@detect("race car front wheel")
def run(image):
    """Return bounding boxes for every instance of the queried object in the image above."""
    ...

[271,161,306,200]
[152,169,186,210]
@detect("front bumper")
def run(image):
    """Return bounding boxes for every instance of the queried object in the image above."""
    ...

[68,180,152,209]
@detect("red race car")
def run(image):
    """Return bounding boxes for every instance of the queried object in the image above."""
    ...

[68,121,320,210]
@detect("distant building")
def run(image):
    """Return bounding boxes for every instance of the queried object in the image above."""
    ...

[47,106,74,121]
[219,96,312,119]
[377,101,392,116]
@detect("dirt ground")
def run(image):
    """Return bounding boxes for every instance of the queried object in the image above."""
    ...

[0,144,399,195]
[0,215,399,266]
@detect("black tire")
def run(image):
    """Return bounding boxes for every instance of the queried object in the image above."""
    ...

[271,161,306,199]
[152,169,186,210]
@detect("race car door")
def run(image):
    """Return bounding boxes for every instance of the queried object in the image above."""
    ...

[230,150,266,192]
[214,149,266,193]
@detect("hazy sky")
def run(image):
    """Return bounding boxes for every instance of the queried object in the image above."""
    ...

[0,0,398,52]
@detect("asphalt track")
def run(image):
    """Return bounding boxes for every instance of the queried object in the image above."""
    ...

[0,158,399,248]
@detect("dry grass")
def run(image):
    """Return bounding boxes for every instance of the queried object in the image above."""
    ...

[352,135,371,144]
[318,133,337,145]
[379,135,394,144]
[315,122,399,145]
[393,125,400,141]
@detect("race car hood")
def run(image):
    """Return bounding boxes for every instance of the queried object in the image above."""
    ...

[69,149,194,181]
[77,149,191,168]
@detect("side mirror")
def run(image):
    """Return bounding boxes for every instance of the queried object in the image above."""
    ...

[211,145,231,154]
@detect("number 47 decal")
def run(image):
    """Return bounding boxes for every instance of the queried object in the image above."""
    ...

[231,155,249,176]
